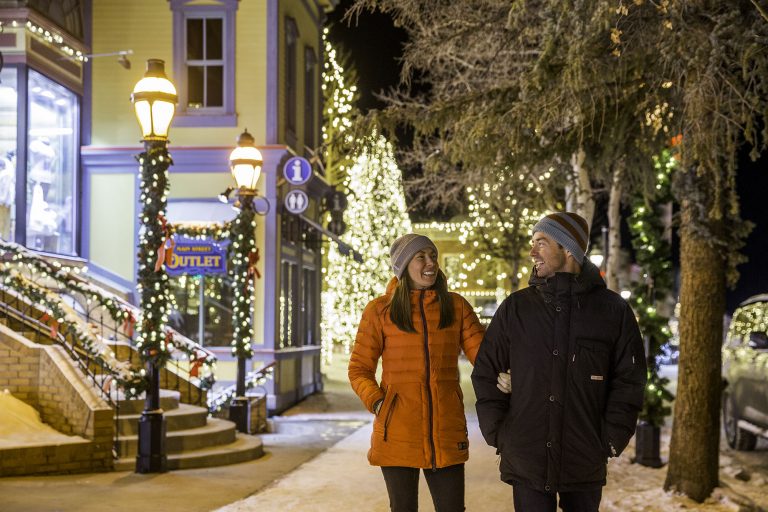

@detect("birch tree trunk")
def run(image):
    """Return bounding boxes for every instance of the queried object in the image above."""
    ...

[605,163,623,291]
[664,190,724,502]
[566,148,595,226]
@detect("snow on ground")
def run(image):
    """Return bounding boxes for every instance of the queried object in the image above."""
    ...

[602,431,768,512]
[0,390,81,447]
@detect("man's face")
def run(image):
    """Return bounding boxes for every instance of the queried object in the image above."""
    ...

[530,232,568,278]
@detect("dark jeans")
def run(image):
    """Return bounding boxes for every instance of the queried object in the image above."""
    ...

[512,485,602,512]
[381,464,465,512]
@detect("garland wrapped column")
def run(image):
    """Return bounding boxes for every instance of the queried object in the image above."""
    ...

[135,142,173,473]
[629,149,676,468]
[227,192,257,432]
[231,193,256,371]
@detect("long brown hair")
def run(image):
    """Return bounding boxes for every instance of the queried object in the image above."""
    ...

[388,270,455,333]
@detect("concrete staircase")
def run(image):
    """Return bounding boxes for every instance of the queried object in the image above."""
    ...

[114,390,264,471]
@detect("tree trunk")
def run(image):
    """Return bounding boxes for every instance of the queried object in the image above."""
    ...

[566,148,595,226]
[605,164,623,291]
[663,195,724,502]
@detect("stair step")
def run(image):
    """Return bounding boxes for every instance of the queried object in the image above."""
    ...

[116,403,208,435]
[116,417,237,456]
[116,389,181,415]
[113,433,264,471]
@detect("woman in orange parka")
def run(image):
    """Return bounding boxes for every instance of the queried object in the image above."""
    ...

[348,233,485,512]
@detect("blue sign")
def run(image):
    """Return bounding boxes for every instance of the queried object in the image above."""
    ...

[166,236,229,276]
[283,157,313,185]
[284,189,309,214]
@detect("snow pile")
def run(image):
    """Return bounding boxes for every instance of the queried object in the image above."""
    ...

[0,390,80,447]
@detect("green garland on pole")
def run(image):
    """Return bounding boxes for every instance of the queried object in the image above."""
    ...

[629,150,676,428]
[135,143,173,367]
[230,194,256,359]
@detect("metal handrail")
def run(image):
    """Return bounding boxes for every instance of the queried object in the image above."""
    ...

[0,286,123,458]
[208,361,276,414]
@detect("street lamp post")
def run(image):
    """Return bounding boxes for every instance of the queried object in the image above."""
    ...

[130,59,177,473]
[226,129,263,433]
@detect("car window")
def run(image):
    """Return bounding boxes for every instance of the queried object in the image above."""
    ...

[747,331,768,350]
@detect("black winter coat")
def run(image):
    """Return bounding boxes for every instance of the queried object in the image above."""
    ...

[471,260,647,492]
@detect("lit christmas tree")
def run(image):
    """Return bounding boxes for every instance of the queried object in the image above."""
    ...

[320,34,412,361]
[456,168,553,293]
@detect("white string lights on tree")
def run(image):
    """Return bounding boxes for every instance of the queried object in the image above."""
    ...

[320,34,411,362]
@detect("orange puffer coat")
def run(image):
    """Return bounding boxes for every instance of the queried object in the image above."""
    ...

[349,277,485,469]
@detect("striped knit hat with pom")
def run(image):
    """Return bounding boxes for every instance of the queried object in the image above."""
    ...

[532,212,590,265]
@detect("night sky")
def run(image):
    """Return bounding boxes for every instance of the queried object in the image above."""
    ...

[326,2,768,313]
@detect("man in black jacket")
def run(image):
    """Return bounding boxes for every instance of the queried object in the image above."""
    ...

[471,212,646,512]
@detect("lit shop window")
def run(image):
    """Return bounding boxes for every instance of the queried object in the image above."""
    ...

[25,70,78,255]
[0,68,18,242]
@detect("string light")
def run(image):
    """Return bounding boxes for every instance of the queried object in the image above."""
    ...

[629,148,676,426]
[320,35,411,363]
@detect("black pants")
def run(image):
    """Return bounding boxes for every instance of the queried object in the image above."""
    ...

[512,485,602,512]
[381,464,465,512]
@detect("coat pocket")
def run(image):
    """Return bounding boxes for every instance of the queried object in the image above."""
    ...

[383,393,399,441]
[575,338,611,380]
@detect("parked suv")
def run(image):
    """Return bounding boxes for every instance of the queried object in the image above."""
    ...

[722,294,768,451]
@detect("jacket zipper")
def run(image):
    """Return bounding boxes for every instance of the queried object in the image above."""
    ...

[383,394,398,441]
[420,290,437,471]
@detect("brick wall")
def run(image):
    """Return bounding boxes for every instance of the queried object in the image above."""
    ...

[0,324,115,475]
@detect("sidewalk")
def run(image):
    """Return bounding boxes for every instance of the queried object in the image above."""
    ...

[0,353,368,512]
[219,355,768,512]
[1,354,767,511]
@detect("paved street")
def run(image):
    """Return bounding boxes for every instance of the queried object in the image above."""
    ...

[1,354,767,511]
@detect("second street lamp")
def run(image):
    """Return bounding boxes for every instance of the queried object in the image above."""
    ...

[131,58,177,473]
[227,129,263,433]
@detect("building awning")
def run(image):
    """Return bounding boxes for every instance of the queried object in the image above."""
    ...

[299,214,363,263]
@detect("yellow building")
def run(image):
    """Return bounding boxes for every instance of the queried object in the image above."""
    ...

[1,0,339,412]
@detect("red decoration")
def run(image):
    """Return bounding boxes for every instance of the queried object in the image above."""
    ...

[123,310,136,338]
[101,375,113,394]
[189,350,206,378]
[154,213,176,272]
[39,312,59,339]
[248,248,261,279]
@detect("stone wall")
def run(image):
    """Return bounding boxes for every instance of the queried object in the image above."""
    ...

[0,324,115,476]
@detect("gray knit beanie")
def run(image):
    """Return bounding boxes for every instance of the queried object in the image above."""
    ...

[532,212,590,265]
[390,234,438,279]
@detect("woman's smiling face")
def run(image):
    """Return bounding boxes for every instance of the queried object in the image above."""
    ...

[406,248,438,289]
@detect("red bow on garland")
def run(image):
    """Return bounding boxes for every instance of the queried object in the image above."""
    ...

[248,248,261,279]
[189,350,207,378]
[123,310,136,338]
[101,375,113,394]
[39,313,59,339]
[154,213,176,272]
[244,248,261,295]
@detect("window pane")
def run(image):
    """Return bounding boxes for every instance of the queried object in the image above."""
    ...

[26,70,77,255]
[188,66,204,108]
[205,18,223,60]
[304,49,316,150]
[0,68,18,242]
[206,66,223,107]
[168,274,234,347]
[285,19,297,133]
[187,18,203,60]
[280,261,294,348]
[303,268,315,345]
